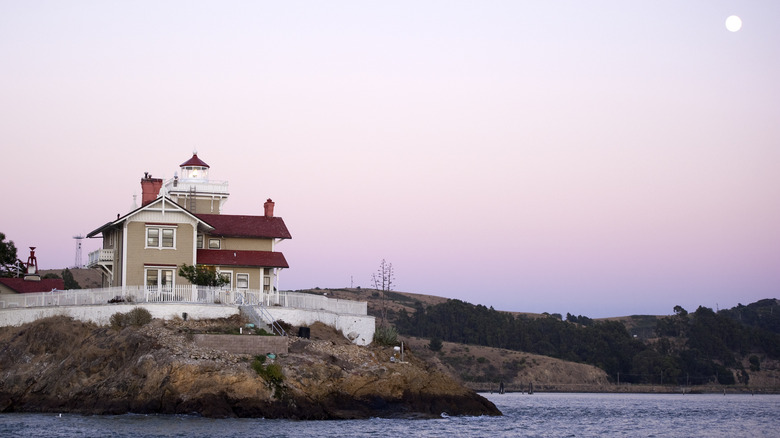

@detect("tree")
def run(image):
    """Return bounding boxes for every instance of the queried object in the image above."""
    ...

[371,258,394,291]
[178,264,230,287]
[371,259,395,325]
[0,232,19,277]
[62,268,81,289]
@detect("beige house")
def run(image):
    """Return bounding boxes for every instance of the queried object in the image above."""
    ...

[87,153,291,292]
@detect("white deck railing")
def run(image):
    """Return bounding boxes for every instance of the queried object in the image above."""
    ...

[0,286,367,315]
[87,249,115,266]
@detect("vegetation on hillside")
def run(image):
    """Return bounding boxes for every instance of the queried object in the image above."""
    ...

[393,298,780,386]
[0,232,21,277]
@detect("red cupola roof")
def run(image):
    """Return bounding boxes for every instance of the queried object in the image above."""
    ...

[180,153,210,168]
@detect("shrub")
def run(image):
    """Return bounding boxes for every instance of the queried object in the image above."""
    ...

[252,355,284,385]
[428,337,443,352]
[109,307,153,329]
[127,307,152,326]
[263,363,284,384]
[251,355,267,374]
[373,325,398,346]
[109,312,126,330]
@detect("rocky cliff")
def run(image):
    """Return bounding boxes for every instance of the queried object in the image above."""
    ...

[0,316,500,419]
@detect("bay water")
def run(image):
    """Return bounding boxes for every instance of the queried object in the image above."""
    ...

[1,392,778,437]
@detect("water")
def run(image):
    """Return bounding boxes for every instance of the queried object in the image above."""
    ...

[1,393,778,437]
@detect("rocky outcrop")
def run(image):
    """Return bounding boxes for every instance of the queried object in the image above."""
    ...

[0,316,500,419]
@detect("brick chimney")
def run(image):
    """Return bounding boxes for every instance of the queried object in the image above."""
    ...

[264,198,275,218]
[140,172,163,206]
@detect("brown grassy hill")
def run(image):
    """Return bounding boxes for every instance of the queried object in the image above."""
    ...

[39,268,102,289]
[295,288,780,393]
[293,287,548,323]
[403,336,611,393]
[296,288,612,392]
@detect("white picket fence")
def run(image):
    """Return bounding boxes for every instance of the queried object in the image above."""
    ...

[0,285,367,315]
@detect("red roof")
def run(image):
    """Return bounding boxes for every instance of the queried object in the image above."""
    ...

[196,214,291,239]
[180,153,210,168]
[197,249,289,268]
[0,278,65,294]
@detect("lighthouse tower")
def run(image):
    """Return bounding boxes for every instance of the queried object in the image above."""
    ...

[163,152,230,214]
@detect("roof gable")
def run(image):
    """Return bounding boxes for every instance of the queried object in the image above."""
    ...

[88,196,213,238]
[196,214,291,240]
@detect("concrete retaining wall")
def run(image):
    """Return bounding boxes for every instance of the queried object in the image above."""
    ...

[266,307,376,346]
[0,303,239,327]
[0,304,376,346]
[194,334,288,355]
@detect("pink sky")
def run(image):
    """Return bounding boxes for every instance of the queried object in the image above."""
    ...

[2,1,778,317]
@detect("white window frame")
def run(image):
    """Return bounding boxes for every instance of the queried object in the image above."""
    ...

[145,225,177,250]
[197,234,204,249]
[236,273,249,289]
[208,238,221,249]
[263,271,271,292]
[145,266,175,291]
[218,270,233,290]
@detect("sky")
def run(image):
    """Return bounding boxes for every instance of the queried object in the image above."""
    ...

[1,1,778,318]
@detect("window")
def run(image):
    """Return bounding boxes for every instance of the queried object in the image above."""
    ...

[197,234,203,249]
[146,268,174,291]
[146,226,176,249]
[147,229,159,247]
[263,274,271,292]
[218,270,232,289]
[162,229,174,248]
[236,273,249,289]
[146,270,158,288]
[209,238,221,249]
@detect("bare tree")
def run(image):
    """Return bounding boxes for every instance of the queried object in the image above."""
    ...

[371,259,395,325]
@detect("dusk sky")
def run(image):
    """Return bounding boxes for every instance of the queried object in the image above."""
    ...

[2,1,778,318]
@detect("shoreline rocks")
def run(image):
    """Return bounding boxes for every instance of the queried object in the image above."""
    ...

[0,316,501,419]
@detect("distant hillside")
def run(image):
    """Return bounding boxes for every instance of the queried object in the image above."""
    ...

[296,288,780,392]
[294,287,549,322]
[39,268,102,290]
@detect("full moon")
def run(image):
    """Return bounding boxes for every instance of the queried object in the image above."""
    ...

[725,15,742,32]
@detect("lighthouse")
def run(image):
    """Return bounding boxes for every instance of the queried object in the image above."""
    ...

[163,152,230,214]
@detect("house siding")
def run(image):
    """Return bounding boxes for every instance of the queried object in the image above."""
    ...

[214,267,264,290]
[125,220,196,287]
[216,236,274,251]
[171,197,221,214]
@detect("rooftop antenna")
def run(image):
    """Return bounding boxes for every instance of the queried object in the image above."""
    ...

[73,234,84,268]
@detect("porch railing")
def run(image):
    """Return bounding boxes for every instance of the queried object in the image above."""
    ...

[0,285,367,315]
[87,249,115,267]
